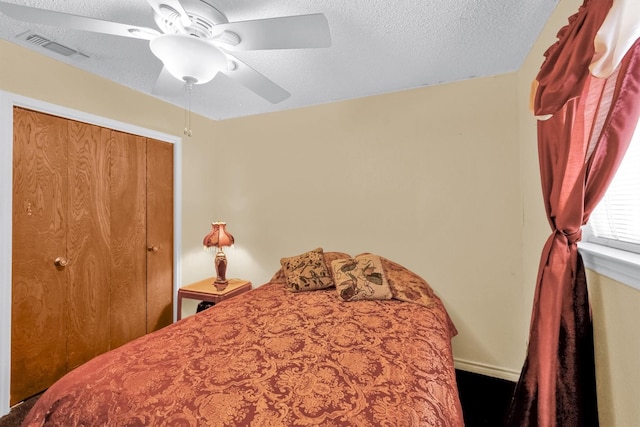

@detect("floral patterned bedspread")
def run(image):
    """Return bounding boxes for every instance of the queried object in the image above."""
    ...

[23,264,464,427]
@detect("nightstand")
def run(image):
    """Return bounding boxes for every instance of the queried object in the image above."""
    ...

[177,278,252,320]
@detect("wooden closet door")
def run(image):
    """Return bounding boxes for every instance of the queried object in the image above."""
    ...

[11,109,175,405]
[65,120,112,370]
[146,138,174,332]
[11,108,69,405]
[110,131,147,347]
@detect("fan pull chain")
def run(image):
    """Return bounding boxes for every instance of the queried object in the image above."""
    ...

[183,79,194,137]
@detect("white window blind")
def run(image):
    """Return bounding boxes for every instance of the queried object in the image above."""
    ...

[587,126,640,253]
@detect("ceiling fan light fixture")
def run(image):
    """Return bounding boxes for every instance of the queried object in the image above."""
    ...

[150,34,225,84]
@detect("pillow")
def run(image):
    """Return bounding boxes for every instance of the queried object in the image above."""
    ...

[270,251,351,284]
[322,251,352,279]
[364,254,435,308]
[331,254,393,302]
[280,248,334,292]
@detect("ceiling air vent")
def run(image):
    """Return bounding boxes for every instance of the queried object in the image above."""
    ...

[16,30,89,59]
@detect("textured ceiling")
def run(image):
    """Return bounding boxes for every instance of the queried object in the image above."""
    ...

[0,0,559,120]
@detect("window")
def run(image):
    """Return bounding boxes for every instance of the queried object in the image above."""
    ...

[586,125,640,253]
[580,124,640,289]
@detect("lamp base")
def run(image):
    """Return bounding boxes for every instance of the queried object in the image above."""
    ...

[213,279,228,291]
[213,250,228,290]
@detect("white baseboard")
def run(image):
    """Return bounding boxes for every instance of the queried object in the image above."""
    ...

[454,358,521,382]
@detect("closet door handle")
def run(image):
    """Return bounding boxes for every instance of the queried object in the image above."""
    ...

[54,257,68,267]
[147,245,159,253]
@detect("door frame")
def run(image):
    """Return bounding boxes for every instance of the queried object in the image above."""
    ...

[0,91,182,416]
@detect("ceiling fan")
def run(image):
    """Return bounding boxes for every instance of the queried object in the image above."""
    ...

[0,0,332,103]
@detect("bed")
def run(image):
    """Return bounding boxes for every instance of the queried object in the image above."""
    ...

[22,250,464,426]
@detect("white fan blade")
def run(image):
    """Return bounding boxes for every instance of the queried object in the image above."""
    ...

[145,0,191,28]
[221,60,290,104]
[0,1,160,40]
[216,13,331,51]
[152,66,187,97]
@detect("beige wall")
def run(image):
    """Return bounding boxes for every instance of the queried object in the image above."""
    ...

[587,271,640,427]
[183,73,526,378]
[1,37,526,379]
[1,0,638,421]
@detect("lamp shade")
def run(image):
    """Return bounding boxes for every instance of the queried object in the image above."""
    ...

[203,222,234,249]
[150,34,226,84]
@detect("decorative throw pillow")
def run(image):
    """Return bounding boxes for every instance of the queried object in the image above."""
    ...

[280,248,334,292]
[361,253,434,308]
[331,254,393,302]
[271,251,351,284]
[322,251,352,279]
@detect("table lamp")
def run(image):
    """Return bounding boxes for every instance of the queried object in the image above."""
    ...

[202,221,234,290]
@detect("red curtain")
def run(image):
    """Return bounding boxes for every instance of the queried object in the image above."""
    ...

[508,0,640,425]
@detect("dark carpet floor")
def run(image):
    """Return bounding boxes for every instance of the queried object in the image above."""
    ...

[0,393,39,427]
[456,369,517,426]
